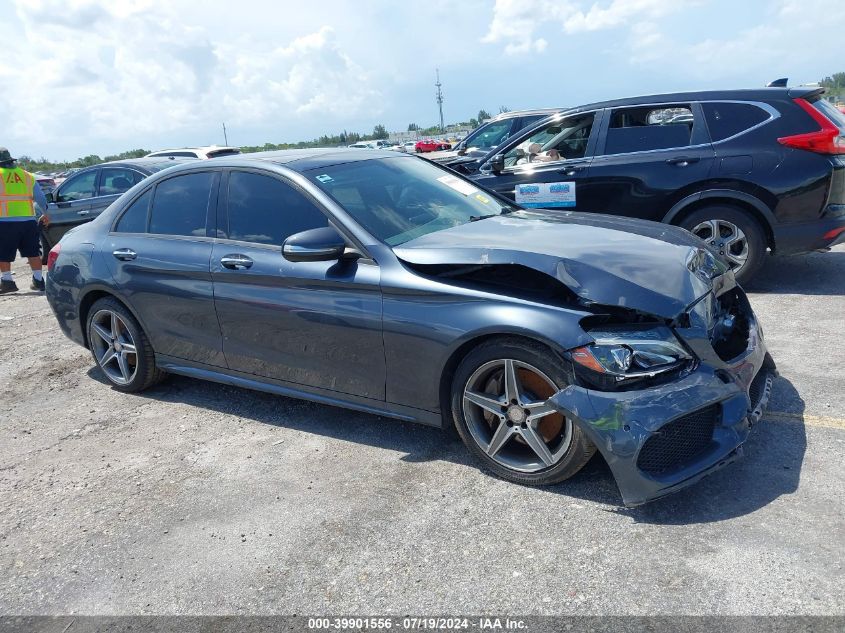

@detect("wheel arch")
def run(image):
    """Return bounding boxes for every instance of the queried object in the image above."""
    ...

[78,286,146,348]
[663,189,777,250]
[437,331,573,429]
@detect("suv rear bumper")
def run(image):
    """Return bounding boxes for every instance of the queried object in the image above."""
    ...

[774,214,845,254]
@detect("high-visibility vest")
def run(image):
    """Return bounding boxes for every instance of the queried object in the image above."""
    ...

[0,167,36,218]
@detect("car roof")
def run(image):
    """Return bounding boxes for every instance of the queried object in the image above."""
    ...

[487,108,563,121]
[560,87,824,114]
[67,157,200,175]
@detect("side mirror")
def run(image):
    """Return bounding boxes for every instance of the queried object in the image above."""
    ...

[283,226,348,262]
[489,154,505,173]
[45,191,55,203]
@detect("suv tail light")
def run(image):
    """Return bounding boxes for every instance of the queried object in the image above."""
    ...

[47,242,61,272]
[778,98,845,155]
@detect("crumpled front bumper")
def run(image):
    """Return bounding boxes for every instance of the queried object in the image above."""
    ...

[549,311,775,507]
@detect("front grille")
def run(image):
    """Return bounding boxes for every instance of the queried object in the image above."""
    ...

[637,404,719,475]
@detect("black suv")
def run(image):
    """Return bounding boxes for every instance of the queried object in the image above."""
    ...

[464,87,845,282]
[41,157,197,259]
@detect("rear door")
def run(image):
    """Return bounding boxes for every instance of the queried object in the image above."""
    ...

[580,103,715,219]
[210,169,385,400]
[44,168,99,247]
[103,170,225,366]
[471,111,601,209]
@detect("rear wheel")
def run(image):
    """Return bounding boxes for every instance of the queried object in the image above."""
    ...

[86,297,165,392]
[451,338,595,485]
[680,205,766,284]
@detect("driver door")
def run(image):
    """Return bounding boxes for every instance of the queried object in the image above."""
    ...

[471,111,603,210]
[44,168,99,248]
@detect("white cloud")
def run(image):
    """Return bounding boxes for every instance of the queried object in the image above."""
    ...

[481,0,694,55]
[2,0,382,158]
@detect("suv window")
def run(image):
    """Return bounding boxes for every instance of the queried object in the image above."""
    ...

[703,102,769,141]
[226,171,327,245]
[503,113,595,168]
[603,105,694,155]
[56,170,97,202]
[150,151,197,158]
[114,189,151,233]
[99,168,144,196]
[149,172,215,237]
[467,119,514,150]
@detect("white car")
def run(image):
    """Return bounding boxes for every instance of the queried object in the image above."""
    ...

[145,145,241,159]
[347,142,376,149]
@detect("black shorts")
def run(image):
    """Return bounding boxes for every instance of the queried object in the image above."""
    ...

[0,220,41,261]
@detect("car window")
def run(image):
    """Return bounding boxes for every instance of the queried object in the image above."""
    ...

[225,171,327,245]
[466,120,514,150]
[503,113,596,168]
[602,105,694,155]
[206,148,241,158]
[149,172,215,237]
[114,189,152,233]
[702,102,770,141]
[150,151,197,158]
[56,170,97,202]
[99,168,144,196]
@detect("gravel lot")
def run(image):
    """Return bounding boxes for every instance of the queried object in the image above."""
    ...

[1,246,843,616]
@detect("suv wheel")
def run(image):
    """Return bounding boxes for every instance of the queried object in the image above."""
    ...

[680,205,766,284]
[86,297,165,392]
[451,338,595,485]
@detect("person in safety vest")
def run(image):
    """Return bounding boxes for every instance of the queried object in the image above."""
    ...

[0,147,50,294]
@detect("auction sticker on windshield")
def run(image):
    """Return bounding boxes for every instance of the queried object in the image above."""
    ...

[437,174,479,196]
[515,181,576,208]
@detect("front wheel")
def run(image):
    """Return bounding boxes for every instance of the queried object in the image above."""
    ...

[680,205,767,284]
[86,297,165,392]
[451,338,595,485]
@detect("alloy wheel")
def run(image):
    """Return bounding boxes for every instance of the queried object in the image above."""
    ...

[90,309,138,385]
[691,218,749,270]
[462,359,572,473]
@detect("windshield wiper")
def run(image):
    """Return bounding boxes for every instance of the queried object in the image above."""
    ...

[470,206,517,222]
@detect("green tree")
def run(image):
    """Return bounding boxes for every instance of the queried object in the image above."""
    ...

[498,105,511,114]
[372,124,388,139]
[478,109,491,122]
[407,123,418,132]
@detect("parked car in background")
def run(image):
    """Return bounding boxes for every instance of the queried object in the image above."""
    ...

[45,148,774,506]
[347,142,375,149]
[35,174,57,194]
[145,145,241,159]
[402,141,417,153]
[465,86,845,283]
[40,157,197,261]
[435,109,564,170]
[415,139,450,152]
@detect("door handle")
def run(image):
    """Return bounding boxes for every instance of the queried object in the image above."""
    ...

[220,254,253,270]
[112,248,137,261]
[77,210,90,216]
[558,165,586,176]
[665,157,700,166]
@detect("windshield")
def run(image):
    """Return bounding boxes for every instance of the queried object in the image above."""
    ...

[463,119,514,151]
[308,157,514,246]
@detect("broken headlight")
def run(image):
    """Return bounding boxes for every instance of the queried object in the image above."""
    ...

[570,326,693,389]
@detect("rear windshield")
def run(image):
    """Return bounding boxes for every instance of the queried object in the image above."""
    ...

[206,148,242,158]
[812,99,845,133]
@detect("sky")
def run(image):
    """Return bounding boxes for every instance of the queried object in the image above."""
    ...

[1,0,843,162]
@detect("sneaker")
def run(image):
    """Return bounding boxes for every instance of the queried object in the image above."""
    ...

[0,279,19,294]
[30,277,45,292]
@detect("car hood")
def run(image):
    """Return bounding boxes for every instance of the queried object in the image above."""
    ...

[393,210,729,320]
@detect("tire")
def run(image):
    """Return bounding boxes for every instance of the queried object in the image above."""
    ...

[450,338,595,486]
[679,205,767,285]
[85,297,165,392]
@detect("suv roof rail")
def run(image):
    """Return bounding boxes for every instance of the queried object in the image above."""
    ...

[767,78,788,88]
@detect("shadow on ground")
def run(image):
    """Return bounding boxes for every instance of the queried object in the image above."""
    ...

[91,365,807,525]
[744,250,845,296]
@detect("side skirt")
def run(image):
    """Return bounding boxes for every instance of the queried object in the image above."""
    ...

[155,355,444,428]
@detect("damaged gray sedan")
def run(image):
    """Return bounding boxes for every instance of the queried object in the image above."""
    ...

[46,150,775,506]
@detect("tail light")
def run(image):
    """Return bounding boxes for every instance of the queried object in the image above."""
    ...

[47,242,61,272]
[777,98,845,155]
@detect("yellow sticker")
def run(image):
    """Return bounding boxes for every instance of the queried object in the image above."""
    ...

[475,193,490,204]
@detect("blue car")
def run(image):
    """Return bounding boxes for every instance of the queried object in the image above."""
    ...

[45,149,775,505]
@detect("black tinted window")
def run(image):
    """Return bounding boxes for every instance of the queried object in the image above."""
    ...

[115,189,151,233]
[226,172,327,245]
[149,172,214,237]
[100,168,143,196]
[604,105,694,155]
[703,102,769,141]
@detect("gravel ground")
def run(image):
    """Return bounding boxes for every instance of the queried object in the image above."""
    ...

[0,246,843,616]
